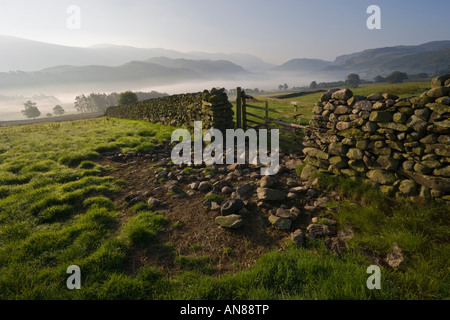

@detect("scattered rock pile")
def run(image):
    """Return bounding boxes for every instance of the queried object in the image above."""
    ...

[303,75,450,201]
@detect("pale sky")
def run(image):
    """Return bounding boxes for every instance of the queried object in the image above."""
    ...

[0,0,449,64]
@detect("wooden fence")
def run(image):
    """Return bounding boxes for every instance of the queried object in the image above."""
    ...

[235,87,307,152]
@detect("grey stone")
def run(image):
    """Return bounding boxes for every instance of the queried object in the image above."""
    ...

[156,170,169,179]
[407,115,428,133]
[435,96,450,105]
[427,86,450,98]
[354,100,373,111]
[399,180,418,195]
[306,189,319,198]
[221,199,245,215]
[269,215,292,230]
[287,192,298,200]
[211,202,221,211]
[198,181,211,192]
[325,237,348,256]
[414,163,432,175]
[431,74,450,88]
[329,156,348,169]
[286,179,299,188]
[336,121,352,130]
[331,88,353,101]
[289,207,301,220]
[328,142,349,157]
[377,156,400,171]
[303,147,329,160]
[414,108,430,122]
[362,121,378,133]
[288,185,309,193]
[307,224,331,237]
[347,148,364,160]
[300,164,318,181]
[260,176,276,188]
[147,197,162,207]
[369,111,393,122]
[400,169,450,191]
[257,188,286,201]
[367,93,384,101]
[335,105,351,115]
[221,186,233,194]
[275,208,291,219]
[290,229,304,247]
[215,215,244,229]
[385,243,404,269]
[367,170,397,185]
[433,166,450,177]
[393,112,407,124]
[236,183,253,196]
[372,102,386,110]
[190,182,199,190]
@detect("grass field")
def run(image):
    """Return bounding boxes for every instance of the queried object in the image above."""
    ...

[0,114,448,300]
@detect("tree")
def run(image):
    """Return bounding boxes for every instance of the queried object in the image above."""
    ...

[21,100,41,119]
[385,71,408,84]
[345,74,361,88]
[278,85,284,91]
[46,113,53,117]
[119,91,138,106]
[53,105,65,116]
[373,75,386,83]
[283,83,289,90]
[309,81,317,89]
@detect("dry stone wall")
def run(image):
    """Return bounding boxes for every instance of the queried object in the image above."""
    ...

[104,88,234,131]
[302,75,450,201]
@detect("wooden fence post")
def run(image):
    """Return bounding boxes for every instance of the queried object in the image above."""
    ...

[236,87,242,129]
[265,101,269,130]
[242,91,247,131]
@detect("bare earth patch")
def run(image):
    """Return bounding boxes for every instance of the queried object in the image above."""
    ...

[97,144,331,276]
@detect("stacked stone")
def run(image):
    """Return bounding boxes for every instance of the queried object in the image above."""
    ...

[199,88,235,132]
[302,74,450,201]
[104,88,234,132]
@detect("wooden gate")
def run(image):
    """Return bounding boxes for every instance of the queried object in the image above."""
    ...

[235,87,306,153]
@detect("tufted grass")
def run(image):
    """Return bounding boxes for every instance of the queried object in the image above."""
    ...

[0,116,447,300]
[0,118,174,299]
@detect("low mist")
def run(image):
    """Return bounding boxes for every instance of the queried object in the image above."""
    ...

[0,71,344,121]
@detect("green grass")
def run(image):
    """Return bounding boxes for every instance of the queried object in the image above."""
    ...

[204,194,223,204]
[312,173,449,299]
[0,118,174,299]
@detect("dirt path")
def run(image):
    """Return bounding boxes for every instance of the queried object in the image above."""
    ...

[97,145,331,276]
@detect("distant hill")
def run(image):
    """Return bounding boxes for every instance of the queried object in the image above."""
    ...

[272,58,332,72]
[0,35,268,72]
[332,41,450,76]
[0,61,202,89]
[0,57,251,90]
[146,57,248,77]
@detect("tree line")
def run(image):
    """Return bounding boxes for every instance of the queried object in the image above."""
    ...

[21,90,167,119]
[308,70,430,91]
[74,91,167,113]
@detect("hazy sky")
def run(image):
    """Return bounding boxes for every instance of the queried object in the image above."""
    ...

[1,0,449,64]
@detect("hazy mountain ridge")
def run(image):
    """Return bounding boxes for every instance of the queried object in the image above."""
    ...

[0,35,269,72]
[2,35,450,82]
[0,62,201,89]
[332,41,450,76]
[145,57,249,76]
[271,58,333,72]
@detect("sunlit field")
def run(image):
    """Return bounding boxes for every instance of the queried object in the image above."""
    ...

[0,114,448,300]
